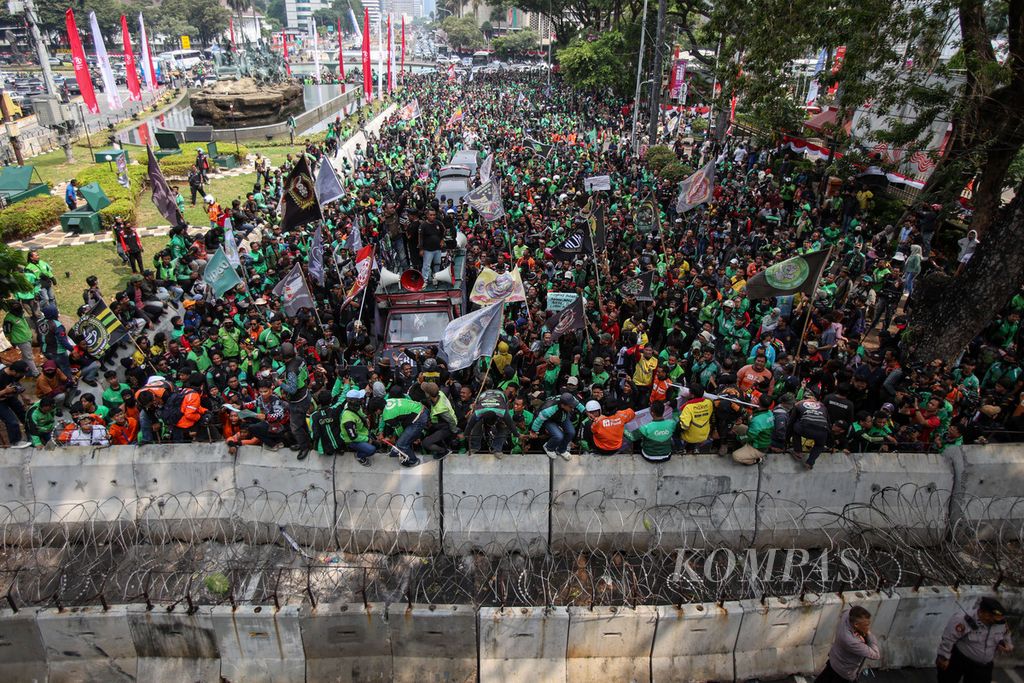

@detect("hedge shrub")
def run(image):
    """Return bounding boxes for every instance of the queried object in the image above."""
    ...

[659,161,695,184]
[144,142,252,178]
[645,145,677,174]
[76,162,147,230]
[0,194,66,240]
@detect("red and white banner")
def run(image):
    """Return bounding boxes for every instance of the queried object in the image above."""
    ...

[828,46,846,96]
[361,9,372,99]
[781,134,927,189]
[283,31,291,75]
[229,16,236,48]
[66,9,99,114]
[386,15,393,93]
[337,18,345,88]
[138,13,157,92]
[344,245,375,304]
[121,15,142,102]
[401,16,406,75]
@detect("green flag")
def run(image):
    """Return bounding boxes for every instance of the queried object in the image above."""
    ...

[202,248,243,297]
[745,250,831,300]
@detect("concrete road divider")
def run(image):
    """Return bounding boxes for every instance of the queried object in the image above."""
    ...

[390,604,476,683]
[953,443,1024,541]
[334,456,440,554]
[881,586,959,668]
[479,606,570,682]
[651,602,743,682]
[565,606,658,682]
[127,604,220,681]
[655,456,760,548]
[443,455,549,556]
[852,452,953,546]
[36,605,137,682]
[299,603,392,682]
[734,594,835,679]
[0,607,46,682]
[211,605,304,682]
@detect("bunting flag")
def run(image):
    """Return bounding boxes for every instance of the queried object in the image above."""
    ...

[745,250,831,300]
[308,224,325,285]
[138,13,156,92]
[479,152,494,184]
[146,145,181,224]
[805,47,828,106]
[361,9,372,99]
[398,98,420,120]
[548,296,586,341]
[314,156,345,207]
[223,218,241,267]
[440,302,504,371]
[344,244,375,304]
[203,248,243,297]
[469,267,527,305]
[120,16,142,102]
[273,263,316,315]
[464,178,504,221]
[446,107,464,128]
[280,156,323,231]
[89,12,122,112]
[551,225,593,261]
[66,10,99,114]
[71,298,125,356]
[618,270,655,301]
[675,160,715,213]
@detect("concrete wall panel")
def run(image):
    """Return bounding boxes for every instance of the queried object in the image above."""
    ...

[655,456,759,548]
[127,604,220,681]
[390,604,476,683]
[853,452,953,545]
[0,607,47,682]
[565,606,658,683]
[956,443,1024,540]
[443,456,549,556]
[651,602,743,682]
[36,606,137,682]
[479,606,569,682]
[299,604,392,682]
[211,605,305,683]
[882,586,959,668]
[734,595,834,679]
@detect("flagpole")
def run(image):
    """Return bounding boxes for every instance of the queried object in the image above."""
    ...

[793,246,834,372]
[297,264,326,329]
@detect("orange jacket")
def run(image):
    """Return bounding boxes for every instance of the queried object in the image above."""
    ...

[109,418,139,445]
[176,389,207,429]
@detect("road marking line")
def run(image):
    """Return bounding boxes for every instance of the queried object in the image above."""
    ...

[1003,669,1024,683]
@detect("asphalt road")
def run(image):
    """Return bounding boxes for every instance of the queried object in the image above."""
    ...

[771,667,1024,682]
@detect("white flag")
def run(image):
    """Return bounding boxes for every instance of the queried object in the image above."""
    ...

[138,14,156,92]
[479,153,494,184]
[223,218,241,267]
[440,303,505,371]
[89,12,123,111]
[310,19,321,83]
[314,157,345,207]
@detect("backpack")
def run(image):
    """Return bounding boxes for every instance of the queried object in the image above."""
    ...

[159,390,189,425]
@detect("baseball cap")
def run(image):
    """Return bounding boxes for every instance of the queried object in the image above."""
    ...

[585,400,601,412]
[559,392,575,405]
[566,377,579,387]
[346,389,366,400]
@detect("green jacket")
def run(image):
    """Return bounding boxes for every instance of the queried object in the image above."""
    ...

[2,312,32,345]
[743,410,774,450]
[626,415,676,460]
[340,408,370,443]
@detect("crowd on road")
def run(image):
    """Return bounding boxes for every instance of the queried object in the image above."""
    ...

[2,71,1023,468]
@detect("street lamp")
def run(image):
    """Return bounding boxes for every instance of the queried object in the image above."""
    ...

[104,153,113,172]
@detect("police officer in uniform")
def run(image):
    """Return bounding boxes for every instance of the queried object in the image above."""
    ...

[937,597,1014,683]
[465,387,516,457]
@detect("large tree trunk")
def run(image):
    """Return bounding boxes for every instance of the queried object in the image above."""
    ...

[906,178,1024,363]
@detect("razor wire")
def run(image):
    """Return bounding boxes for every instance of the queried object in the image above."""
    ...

[0,482,1020,612]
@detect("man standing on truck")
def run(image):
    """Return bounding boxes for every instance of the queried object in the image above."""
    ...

[418,208,445,281]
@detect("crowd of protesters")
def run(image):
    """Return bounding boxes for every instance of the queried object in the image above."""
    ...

[2,71,1022,469]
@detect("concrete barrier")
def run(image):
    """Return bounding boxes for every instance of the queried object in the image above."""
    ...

[756,456,858,548]
[655,456,760,548]
[390,604,477,682]
[853,452,953,546]
[127,604,220,681]
[334,456,440,554]
[565,606,658,682]
[299,603,392,682]
[551,456,659,551]
[134,443,237,543]
[881,586,959,668]
[733,594,837,679]
[234,448,336,549]
[211,605,305,682]
[443,456,549,556]
[954,443,1024,541]
[0,449,34,545]
[0,607,47,682]
[36,606,137,682]
[650,602,743,682]
[478,606,569,682]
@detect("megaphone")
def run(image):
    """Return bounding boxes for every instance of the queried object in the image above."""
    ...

[400,269,425,292]
[432,267,454,286]
[379,267,402,288]
[456,231,468,249]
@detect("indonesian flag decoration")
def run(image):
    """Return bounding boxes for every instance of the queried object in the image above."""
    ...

[675,161,715,213]
[386,14,393,93]
[66,10,99,114]
[121,15,142,102]
[337,18,345,87]
[447,63,456,82]
[344,245,375,304]
[138,14,157,92]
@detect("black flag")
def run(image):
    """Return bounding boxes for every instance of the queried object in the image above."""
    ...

[146,145,181,225]
[549,296,586,341]
[551,226,593,261]
[588,201,606,252]
[280,156,323,232]
[618,270,655,301]
[745,250,831,299]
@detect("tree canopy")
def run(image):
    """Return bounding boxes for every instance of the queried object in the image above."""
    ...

[492,29,540,58]
[441,16,485,51]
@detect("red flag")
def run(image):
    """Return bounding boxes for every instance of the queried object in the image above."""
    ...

[345,245,375,304]
[337,18,345,87]
[120,15,142,103]
[386,15,392,94]
[66,10,99,114]
[401,17,406,74]
[229,16,236,48]
[283,31,291,75]
[361,9,372,99]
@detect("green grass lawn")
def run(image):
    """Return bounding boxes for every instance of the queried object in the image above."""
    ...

[41,236,168,318]
[135,171,264,228]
